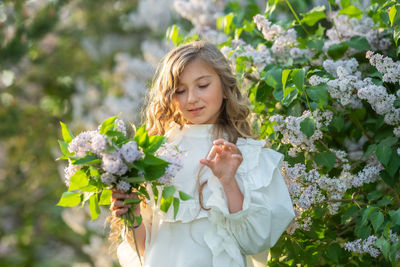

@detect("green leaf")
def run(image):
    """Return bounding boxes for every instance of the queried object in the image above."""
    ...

[124,198,142,205]
[282,86,298,106]
[144,164,167,180]
[327,42,349,60]
[369,210,384,232]
[389,208,400,226]
[166,25,184,46]
[71,155,101,165]
[173,197,179,220]
[306,85,329,108]
[330,116,344,132]
[162,185,175,199]
[99,189,112,205]
[315,151,336,171]
[282,69,292,91]
[143,154,169,166]
[57,191,82,207]
[89,194,100,220]
[160,195,173,212]
[262,67,282,90]
[58,140,73,156]
[89,166,100,178]
[387,150,400,177]
[99,116,117,135]
[124,177,146,184]
[324,243,341,264]
[79,184,99,192]
[60,121,74,143]
[134,125,149,148]
[146,135,166,153]
[179,190,193,201]
[347,36,371,50]
[292,69,305,91]
[338,5,363,18]
[301,6,326,26]
[300,117,316,138]
[394,25,400,46]
[68,169,89,191]
[389,5,397,26]
[376,144,393,167]
[367,190,383,202]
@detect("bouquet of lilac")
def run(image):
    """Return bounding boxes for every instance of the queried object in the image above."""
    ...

[57,116,191,232]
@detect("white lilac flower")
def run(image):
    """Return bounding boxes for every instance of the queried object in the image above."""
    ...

[155,143,184,185]
[64,162,81,186]
[301,216,312,231]
[101,172,116,186]
[397,148,400,156]
[120,141,142,163]
[90,133,107,154]
[101,151,128,175]
[269,109,333,153]
[116,180,131,192]
[173,0,224,30]
[345,236,380,258]
[366,51,400,84]
[115,119,127,136]
[351,164,383,188]
[325,14,382,51]
[68,130,97,157]
[298,185,324,210]
[309,75,329,86]
[323,58,359,77]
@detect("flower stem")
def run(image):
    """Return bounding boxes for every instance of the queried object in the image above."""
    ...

[284,0,310,35]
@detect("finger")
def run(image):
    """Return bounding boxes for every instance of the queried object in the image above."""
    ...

[199,158,214,168]
[213,139,227,146]
[206,145,218,160]
[112,192,137,201]
[231,153,243,161]
[113,207,129,217]
[222,141,240,153]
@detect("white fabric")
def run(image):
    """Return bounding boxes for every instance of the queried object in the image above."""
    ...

[117,123,295,267]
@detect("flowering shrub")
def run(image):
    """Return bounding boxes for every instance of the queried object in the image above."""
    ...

[169,0,400,265]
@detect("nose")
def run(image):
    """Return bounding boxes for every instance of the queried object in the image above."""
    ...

[187,88,198,103]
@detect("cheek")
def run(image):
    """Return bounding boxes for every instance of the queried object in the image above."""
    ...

[173,97,185,113]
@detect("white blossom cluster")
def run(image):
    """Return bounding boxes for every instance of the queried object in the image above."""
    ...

[344,235,380,258]
[270,109,333,155]
[122,0,174,32]
[253,14,299,55]
[221,42,275,74]
[68,131,107,157]
[325,13,390,53]
[366,51,400,84]
[155,143,185,185]
[173,0,225,30]
[357,78,400,125]
[64,160,82,186]
[345,232,400,260]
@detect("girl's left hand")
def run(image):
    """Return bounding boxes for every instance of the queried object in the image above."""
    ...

[200,139,243,186]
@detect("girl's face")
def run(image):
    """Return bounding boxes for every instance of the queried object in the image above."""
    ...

[173,58,225,124]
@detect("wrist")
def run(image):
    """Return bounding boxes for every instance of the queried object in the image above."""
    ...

[221,177,238,192]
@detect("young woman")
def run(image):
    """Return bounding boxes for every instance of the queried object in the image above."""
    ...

[109,40,295,267]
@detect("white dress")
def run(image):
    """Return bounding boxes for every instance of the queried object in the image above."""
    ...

[117,123,295,267]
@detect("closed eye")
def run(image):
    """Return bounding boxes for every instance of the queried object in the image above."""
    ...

[175,90,185,95]
[199,84,209,89]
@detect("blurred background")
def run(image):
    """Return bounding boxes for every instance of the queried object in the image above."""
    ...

[0,0,315,266]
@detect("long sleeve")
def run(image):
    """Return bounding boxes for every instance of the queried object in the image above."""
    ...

[204,138,295,267]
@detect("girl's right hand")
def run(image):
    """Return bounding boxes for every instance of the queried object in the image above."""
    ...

[110,189,140,217]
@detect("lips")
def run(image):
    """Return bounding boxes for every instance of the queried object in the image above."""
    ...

[188,107,204,114]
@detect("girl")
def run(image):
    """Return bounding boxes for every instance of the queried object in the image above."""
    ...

[109,41,295,267]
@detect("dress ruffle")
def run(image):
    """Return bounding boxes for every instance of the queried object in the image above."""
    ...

[204,138,294,267]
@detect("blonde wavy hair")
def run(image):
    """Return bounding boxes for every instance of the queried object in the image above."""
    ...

[109,40,254,253]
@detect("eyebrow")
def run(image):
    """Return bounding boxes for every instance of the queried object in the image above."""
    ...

[178,75,212,86]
